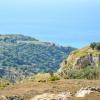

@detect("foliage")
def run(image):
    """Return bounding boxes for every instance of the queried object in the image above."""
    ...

[0,34,75,81]
[0,79,10,90]
[33,73,60,82]
[90,42,96,50]
[49,75,60,81]
[90,42,100,50]
[34,73,50,82]
[63,67,100,79]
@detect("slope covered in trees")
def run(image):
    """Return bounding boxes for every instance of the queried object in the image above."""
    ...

[0,34,75,81]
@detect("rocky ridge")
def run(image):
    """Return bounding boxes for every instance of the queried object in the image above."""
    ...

[58,46,100,72]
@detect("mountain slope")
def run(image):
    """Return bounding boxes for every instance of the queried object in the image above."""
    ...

[0,34,75,81]
[58,43,100,76]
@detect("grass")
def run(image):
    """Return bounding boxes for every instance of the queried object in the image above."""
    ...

[0,79,10,90]
[0,79,100,100]
[26,73,61,82]
[73,46,100,57]
[63,46,100,69]
[34,73,51,82]
[49,75,60,81]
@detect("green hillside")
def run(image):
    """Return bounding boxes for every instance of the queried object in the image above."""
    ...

[0,34,75,82]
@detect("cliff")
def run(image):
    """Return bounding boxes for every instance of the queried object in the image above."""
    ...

[58,46,100,73]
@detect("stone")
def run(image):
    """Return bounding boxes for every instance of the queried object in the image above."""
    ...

[75,86,100,97]
[30,92,71,100]
[6,96,24,100]
[74,54,100,68]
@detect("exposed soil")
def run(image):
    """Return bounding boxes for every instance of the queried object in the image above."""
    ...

[0,79,100,100]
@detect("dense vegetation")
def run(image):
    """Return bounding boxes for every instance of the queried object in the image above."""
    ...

[61,67,100,80]
[0,34,75,82]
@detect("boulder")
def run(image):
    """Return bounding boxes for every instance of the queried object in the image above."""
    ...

[31,92,71,100]
[75,86,100,97]
[6,96,24,100]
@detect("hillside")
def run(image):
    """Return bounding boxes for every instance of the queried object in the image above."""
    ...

[58,43,100,79]
[0,34,75,82]
[59,44,100,69]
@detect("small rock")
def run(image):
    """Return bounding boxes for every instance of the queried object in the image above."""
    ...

[6,96,24,100]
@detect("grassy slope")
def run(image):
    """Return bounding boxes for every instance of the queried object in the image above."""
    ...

[73,46,100,57]
[63,46,100,69]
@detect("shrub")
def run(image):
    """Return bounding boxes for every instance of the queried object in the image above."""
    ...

[0,79,10,90]
[96,43,100,50]
[90,42,100,50]
[90,42,96,50]
[63,67,100,79]
[34,73,51,82]
[49,75,60,81]
[82,67,100,79]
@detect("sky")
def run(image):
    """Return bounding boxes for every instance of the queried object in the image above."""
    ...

[0,0,100,48]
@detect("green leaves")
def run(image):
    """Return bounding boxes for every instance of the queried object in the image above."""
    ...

[64,67,100,79]
[0,34,75,81]
[90,42,100,50]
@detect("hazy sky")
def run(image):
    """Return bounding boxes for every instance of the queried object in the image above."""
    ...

[0,0,100,48]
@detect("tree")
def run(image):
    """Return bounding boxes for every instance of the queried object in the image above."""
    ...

[90,42,96,50]
[96,43,100,51]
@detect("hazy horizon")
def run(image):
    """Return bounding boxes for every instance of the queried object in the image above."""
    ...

[0,0,100,48]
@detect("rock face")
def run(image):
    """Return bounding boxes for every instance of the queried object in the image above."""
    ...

[74,54,100,69]
[31,92,71,100]
[0,95,24,100]
[59,46,100,71]
[75,86,100,97]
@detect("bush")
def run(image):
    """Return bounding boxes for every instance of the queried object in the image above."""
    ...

[90,42,96,50]
[90,42,100,50]
[34,73,51,82]
[96,43,100,50]
[66,69,83,79]
[0,79,10,90]
[82,67,100,79]
[64,67,100,80]
[49,75,60,81]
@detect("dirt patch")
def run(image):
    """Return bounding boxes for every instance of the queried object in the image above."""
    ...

[0,80,100,100]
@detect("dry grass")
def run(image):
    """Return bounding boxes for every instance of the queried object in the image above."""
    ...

[0,79,100,100]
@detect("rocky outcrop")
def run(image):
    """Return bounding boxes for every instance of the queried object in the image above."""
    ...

[75,86,100,97]
[6,96,24,100]
[59,46,100,71]
[30,92,71,100]
[1,86,100,100]
[0,96,24,100]
[74,54,100,69]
